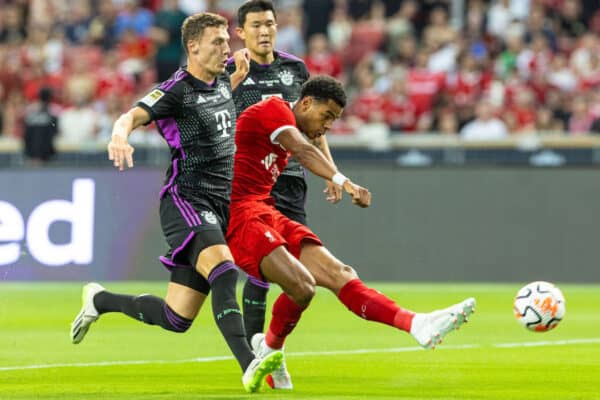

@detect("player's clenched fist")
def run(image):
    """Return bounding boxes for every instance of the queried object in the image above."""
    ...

[107,135,135,171]
[342,181,371,208]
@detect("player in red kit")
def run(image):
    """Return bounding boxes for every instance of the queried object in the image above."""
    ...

[226,75,476,387]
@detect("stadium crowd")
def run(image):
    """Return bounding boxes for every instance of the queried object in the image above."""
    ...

[1,0,600,161]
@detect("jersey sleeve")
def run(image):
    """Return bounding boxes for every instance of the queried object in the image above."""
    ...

[261,99,297,144]
[136,84,182,123]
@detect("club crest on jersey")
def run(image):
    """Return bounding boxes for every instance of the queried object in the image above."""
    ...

[261,152,278,170]
[278,70,294,86]
[201,210,218,224]
[218,83,231,99]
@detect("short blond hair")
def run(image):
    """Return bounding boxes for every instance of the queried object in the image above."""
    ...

[181,12,228,55]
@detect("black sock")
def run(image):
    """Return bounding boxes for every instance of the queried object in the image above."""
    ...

[208,262,254,371]
[94,292,192,333]
[242,276,270,346]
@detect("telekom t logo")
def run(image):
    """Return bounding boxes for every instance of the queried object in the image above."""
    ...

[214,110,232,137]
[0,179,95,266]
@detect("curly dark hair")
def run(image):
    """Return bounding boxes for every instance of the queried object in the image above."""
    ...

[300,75,347,108]
[181,12,228,55]
[238,0,277,27]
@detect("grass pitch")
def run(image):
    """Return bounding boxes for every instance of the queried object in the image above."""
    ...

[0,282,599,399]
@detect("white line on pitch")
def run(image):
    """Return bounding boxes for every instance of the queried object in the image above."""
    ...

[0,338,598,372]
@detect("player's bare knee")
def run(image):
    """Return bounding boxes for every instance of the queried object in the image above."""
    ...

[327,262,358,287]
[341,264,358,280]
[289,279,315,306]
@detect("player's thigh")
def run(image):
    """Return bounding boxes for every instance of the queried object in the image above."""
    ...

[165,281,208,320]
[299,242,358,294]
[182,227,234,279]
[261,245,316,306]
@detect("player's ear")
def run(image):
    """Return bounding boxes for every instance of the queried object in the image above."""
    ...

[300,96,313,111]
[188,40,200,55]
[235,26,245,40]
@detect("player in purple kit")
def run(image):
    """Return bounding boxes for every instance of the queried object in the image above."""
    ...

[69,12,281,393]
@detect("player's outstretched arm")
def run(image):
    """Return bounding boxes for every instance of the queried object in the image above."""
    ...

[278,128,371,208]
[107,106,150,171]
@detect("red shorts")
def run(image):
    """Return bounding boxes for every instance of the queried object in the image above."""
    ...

[226,200,322,279]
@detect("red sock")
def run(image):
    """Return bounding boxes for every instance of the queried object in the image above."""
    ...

[337,279,415,332]
[265,293,306,349]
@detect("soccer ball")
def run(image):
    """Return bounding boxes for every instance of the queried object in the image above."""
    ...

[513,281,565,332]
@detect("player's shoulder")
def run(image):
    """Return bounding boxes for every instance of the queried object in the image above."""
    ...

[275,50,305,65]
[275,50,309,80]
[241,96,291,122]
[260,96,292,112]
[158,68,191,92]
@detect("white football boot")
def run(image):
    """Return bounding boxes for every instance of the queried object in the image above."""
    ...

[242,346,283,393]
[70,282,105,344]
[251,333,293,390]
[410,297,476,349]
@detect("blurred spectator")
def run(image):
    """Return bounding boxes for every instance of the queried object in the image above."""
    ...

[3,92,26,138]
[385,0,417,58]
[149,0,187,82]
[434,107,459,135]
[346,67,386,125]
[0,4,27,44]
[57,96,99,144]
[275,6,306,56]
[23,87,58,166]
[569,33,597,76]
[591,116,600,134]
[506,88,537,133]
[487,0,513,39]
[95,50,136,100]
[88,0,120,50]
[423,6,457,51]
[567,95,594,134]
[535,106,564,133]
[303,0,335,40]
[304,34,343,79]
[117,28,154,78]
[460,100,509,140]
[559,0,587,39]
[64,1,93,45]
[114,0,154,39]
[406,50,446,117]
[327,6,352,52]
[383,74,417,132]
[524,6,557,51]
[546,54,577,92]
[65,57,97,107]
[343,3,386,66]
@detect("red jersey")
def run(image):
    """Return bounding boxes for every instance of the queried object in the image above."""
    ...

[231,96,296,203]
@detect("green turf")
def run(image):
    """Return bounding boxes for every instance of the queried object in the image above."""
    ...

[0,282,598,399]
